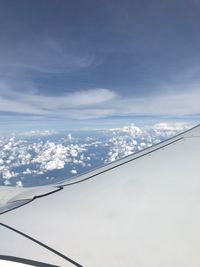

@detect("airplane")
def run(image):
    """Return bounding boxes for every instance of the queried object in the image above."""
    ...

[0,124,200,266]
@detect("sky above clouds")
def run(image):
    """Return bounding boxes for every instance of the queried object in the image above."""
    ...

[0,0,200,132]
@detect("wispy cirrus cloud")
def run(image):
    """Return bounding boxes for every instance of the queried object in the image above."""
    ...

[0,81,200,120]
[0,85,117,117]
[0,38,96,76]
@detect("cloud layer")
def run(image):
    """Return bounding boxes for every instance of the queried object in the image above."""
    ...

[0,122,193,187]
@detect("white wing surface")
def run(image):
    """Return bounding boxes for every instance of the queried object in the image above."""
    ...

[0,125,200,267]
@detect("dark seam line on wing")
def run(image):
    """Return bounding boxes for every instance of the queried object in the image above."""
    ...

[33,186,63,200]
[0,199,32,216]
[0,223,84,267]
[0,255,60,267]
[0,187,63,216]
[63,137,183,187]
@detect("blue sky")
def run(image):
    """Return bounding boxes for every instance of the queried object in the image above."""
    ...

[0,0,200,132]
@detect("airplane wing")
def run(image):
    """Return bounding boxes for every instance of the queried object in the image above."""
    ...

[0,124,200,267]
